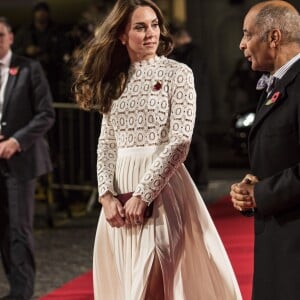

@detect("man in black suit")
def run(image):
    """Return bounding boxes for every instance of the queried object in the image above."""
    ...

[0,17,55,300]
[230,1,300,299]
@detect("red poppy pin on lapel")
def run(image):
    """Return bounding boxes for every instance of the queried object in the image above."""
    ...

[265,91,280,105]
[9,67,19,76]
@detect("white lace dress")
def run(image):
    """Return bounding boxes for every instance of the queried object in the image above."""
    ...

[93,56,242,300]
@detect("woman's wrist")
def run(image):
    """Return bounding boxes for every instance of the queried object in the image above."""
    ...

[99,191,113,204]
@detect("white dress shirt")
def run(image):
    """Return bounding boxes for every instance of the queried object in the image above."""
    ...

[0,49,12,132]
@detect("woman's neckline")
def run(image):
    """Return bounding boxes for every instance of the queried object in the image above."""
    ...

[130,55,163,69]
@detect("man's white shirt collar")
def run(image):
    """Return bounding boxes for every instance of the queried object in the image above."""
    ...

[0,49,12,68]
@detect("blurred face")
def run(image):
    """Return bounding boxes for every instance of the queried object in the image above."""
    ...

[34,9,50,29]
[175,32,191,47]
[120,6,160,63]
[0,22,13,59]
[239,10,274,73]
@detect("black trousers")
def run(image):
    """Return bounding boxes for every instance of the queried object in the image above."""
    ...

[0,174,36,300]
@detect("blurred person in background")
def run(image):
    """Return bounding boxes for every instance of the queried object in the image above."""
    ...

[169,23,211,191]
[0,17,55,300]
[225,57,262,115]
[13,1,63,101]
[60,1,112,102]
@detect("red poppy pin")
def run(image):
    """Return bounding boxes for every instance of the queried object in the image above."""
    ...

[153,80,162,91]
[9,67,19,76]
[265,91,280,106]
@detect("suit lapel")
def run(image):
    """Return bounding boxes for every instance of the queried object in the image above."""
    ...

[249,86,286,134]
[2,55,20,116]
[249,59,300,140]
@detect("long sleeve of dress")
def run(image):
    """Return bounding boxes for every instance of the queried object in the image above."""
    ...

[97,113,117,197]
[133,66,196,204]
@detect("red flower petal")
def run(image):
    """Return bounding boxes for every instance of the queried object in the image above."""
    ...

[9,67,19,76]
[153,81,162,91]
[271,91,280,103]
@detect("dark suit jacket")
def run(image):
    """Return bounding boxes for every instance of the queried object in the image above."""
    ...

[1,53,55,181]
[248,59,300,300]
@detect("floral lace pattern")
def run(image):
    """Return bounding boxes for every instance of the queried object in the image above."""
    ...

[97,56,196,203]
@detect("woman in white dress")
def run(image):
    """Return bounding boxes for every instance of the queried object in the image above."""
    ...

[74,0,242,299]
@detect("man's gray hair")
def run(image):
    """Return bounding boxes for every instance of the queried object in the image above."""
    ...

[255,4,300,44]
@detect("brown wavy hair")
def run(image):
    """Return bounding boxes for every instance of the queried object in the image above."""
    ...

[73,0,173,113]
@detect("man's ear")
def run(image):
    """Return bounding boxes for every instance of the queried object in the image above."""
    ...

[9,32,14,46]
[269,29,281,48]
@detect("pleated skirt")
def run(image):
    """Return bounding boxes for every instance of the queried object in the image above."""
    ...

[93,145,242,300]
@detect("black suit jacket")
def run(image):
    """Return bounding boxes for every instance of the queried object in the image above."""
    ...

[1,54,55,181]
[248,59,300,300]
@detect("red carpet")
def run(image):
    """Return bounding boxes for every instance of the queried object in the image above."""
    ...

[38,271,93,300]
[208,195,254,300]
[39,195,253,300]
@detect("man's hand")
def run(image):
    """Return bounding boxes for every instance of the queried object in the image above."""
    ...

[230,174,258,212]
[0,136,20,159]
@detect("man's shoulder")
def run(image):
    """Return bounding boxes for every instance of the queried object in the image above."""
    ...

[280,59,300,87]
[11,53,41,68]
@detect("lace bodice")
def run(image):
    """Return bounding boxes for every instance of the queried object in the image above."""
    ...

[97,56,196,203]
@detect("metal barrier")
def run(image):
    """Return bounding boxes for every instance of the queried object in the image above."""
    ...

[48,102,101,214]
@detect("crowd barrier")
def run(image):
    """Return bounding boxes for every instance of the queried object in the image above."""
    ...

[40,102,101,225]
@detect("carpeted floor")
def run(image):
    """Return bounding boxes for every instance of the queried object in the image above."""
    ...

[208,195,254,300]
[38,271,93,300]
[39,195,254,300]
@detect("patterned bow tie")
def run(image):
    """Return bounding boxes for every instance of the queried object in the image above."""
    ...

[256,74,277,94]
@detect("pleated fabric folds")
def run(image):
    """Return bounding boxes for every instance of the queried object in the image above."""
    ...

[93,146,242,300]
